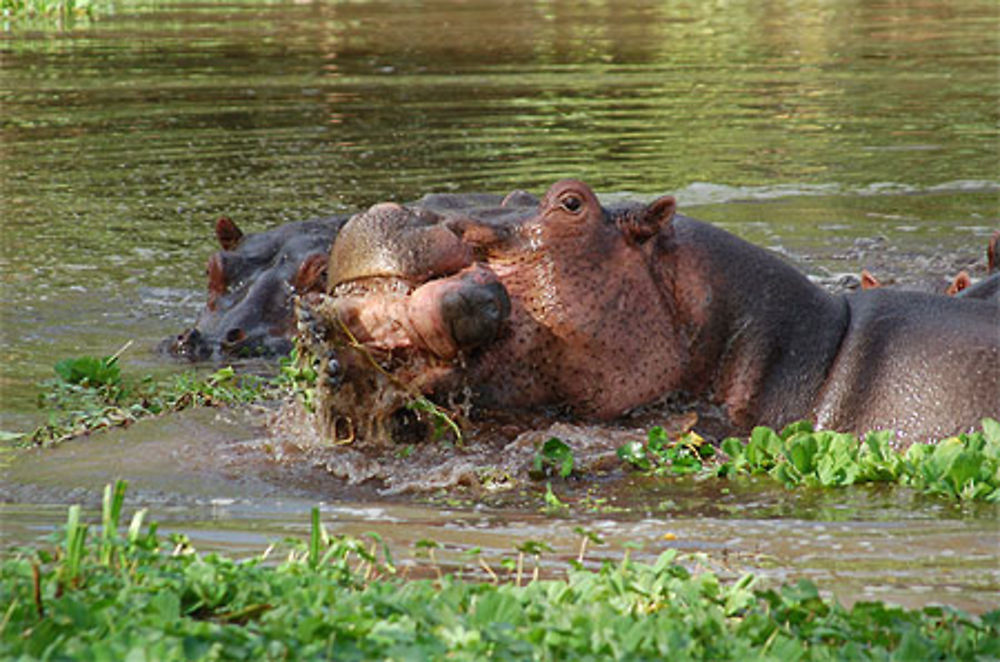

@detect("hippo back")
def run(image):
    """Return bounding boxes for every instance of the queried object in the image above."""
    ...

[813,290,999,446]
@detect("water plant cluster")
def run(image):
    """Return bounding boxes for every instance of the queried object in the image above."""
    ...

[614,420,1000,503]
[2,482,997,661]
[14,351,277,447]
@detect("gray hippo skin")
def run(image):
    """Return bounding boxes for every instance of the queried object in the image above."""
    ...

[165,215,347,360]
[308,179,999,447]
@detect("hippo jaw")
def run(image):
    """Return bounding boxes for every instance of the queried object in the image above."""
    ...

[302,202,515,443]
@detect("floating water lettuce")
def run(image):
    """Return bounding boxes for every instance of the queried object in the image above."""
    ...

[714,419,1000,502]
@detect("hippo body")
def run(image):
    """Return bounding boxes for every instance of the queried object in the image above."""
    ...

[958,274,1000,302]
[311,180,999,446]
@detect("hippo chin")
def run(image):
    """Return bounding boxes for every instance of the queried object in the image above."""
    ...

[302,179,999,447]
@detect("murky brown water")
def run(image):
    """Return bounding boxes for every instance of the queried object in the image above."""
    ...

[1,0,998,612]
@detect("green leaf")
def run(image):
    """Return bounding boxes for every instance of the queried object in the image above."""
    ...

[534,437,575,479]
[647,426,668,453]
[617,440,650,470]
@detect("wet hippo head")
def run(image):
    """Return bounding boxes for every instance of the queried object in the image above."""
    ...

[305,180,686,442]
[166,215,343,361]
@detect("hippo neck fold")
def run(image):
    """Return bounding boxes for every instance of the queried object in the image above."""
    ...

[664,216,850,434]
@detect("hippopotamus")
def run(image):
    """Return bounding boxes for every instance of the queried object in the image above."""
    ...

[165,194,538,361]
[956,230,999,302]
[301,179,999,447]
[861,230,999,302]
[164,215,347,360]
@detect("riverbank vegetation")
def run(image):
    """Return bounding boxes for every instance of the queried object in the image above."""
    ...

[2,0,102,23]
[2,482,996,660]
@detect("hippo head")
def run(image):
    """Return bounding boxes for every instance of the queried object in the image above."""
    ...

[166,216,339,361]
[306,180,687,442]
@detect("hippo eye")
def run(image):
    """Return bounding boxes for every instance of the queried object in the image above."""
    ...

[560,195,583,214]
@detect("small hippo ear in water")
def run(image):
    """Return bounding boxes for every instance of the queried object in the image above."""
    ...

[618,195,676,245]
[988,230,998,274]
[216,216,244,251]
[860,269,881,290]
[946,270,971,296]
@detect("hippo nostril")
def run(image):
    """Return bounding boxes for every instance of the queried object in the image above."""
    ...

[442,280,511,350]
[224,328,246,344]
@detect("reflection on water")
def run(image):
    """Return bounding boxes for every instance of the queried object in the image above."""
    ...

[1,0,997,611]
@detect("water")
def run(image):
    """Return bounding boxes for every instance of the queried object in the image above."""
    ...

[1,0,997,611]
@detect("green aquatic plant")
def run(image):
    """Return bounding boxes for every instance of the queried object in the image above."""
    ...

[614,419,1000,502]
[1,483,997,660]
[276,345,319,412]
[532,436,576,479]
[11,353,279,447]
[714,419,1000,502]
[616,425,716,475]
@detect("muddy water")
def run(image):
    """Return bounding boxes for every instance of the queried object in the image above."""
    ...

[1,0,998,612]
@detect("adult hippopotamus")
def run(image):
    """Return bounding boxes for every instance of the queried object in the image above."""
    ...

[301,179,999,447]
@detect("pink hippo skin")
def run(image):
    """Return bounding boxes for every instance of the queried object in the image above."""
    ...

[309,179,998,447]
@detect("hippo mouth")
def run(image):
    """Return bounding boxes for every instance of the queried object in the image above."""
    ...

[164,326,294,362]
[301,202,512,444]
[327,202,511,362]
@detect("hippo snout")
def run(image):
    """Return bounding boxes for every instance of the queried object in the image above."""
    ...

[403,265,510,359]
[440,274,511,350]
[167,328,213,361]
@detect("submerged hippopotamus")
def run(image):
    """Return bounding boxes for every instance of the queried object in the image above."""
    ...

[164,215,347,360]
[301,179,999,447]
[861,230,999,302]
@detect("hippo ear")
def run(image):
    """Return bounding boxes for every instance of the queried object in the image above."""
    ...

[860,269,881,290]
[618,195,676,245]
[293,253,328,294]
[207,253,226,309]
[946,270,971,296]
[988,231,999,274]
[216,216,244,251]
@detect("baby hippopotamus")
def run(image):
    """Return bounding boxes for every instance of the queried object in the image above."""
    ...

[303,179,999,447]
[165,215,347,360]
